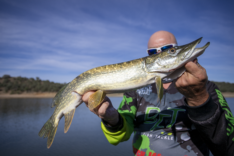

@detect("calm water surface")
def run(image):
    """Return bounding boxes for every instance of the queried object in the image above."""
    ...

[0,97,234,156]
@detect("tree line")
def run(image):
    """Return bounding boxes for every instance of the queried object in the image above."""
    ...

[0,75,233,94]
[211,81,234,92]
[0,75,66,94]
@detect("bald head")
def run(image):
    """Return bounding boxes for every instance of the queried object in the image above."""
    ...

[148,31,177,49]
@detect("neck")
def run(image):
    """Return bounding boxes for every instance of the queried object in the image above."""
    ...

[163,82,172,89]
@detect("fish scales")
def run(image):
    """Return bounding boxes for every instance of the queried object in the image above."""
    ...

[73,57,150,94]
[47,58,151,129]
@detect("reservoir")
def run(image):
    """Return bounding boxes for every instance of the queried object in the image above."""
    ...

[0,97,233,156]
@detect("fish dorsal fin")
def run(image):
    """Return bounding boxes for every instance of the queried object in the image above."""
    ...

[155,76,163,103]
[64,109,75,133]
[51,84,68,108]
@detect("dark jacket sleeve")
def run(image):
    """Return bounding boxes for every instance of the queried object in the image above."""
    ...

[185,81,234,156]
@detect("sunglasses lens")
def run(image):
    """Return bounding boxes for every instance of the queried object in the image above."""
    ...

[147,49,157,55]
[161,45,173,51]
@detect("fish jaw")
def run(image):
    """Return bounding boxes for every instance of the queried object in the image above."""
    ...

[173,41,210,70]
[170,41,210,71]
[178,37,202,61]
[190,42,210,59]
[153,40,210,82]
[145,37,210,73]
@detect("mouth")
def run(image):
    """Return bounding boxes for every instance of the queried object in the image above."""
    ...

[182,37,202,60]
[149,38,210,73]
[180,38,210,66]
[169,44,205,72]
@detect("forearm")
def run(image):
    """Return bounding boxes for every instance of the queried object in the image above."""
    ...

[101,113,134,145]
[101,93,137,145]
[101,106,120,126]
[186,88,234,156]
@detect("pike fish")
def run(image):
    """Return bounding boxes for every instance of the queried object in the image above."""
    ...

[39,37,210,148]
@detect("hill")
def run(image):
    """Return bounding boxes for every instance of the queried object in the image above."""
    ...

[0,75,66,94]
[211,81,234,92]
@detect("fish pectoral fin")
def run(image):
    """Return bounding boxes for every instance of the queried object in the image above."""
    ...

[64,109,76,133]
[155,76,163,103]
[88,90,106,110]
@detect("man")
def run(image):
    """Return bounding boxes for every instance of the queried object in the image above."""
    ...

[82,31,234,156]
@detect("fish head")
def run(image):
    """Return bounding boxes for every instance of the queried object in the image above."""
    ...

[145,37,210,73]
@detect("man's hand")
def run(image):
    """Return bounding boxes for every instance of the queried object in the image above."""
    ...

[175,59,209,107]
[82,91,119,126]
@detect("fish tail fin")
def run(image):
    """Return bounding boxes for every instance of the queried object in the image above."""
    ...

[38,117,58,149]
[64,109,75,133]
[47,126,58,149]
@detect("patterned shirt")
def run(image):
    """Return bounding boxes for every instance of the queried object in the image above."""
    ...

[101,81,234,156]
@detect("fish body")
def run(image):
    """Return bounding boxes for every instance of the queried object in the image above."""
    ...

[39,37,210,148]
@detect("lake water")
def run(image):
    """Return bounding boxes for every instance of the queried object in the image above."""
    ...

[0,97,234,156]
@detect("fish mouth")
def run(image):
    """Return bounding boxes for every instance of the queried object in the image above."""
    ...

[145,37,210,73]
[176,38,210,69]
[192,42,210,57]
[166,38,210,73]
[181,37,202,60]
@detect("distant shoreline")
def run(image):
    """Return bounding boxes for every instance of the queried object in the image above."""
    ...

[222,92,234,98]
[0,92,233,99]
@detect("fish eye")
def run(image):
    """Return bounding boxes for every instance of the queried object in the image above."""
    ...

[169,47,176,53]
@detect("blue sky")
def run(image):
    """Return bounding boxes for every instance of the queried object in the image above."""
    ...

[0,0,234,83]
